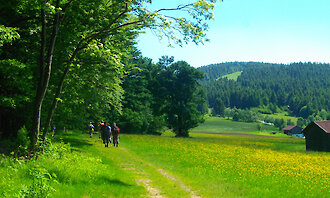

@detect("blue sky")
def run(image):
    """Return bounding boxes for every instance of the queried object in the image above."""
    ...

[137,0,330,67]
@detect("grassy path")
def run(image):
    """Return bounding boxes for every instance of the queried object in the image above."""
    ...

[64,134,201,198]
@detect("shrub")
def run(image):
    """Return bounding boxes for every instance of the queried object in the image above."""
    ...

[16,126,30,149]
[19,166,58,198]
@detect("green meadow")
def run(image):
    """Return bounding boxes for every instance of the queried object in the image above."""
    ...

[217,71,242,81]
[191,116,286,137]
[1,119,329,197]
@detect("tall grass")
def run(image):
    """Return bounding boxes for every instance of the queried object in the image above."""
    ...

[0,133,145,197]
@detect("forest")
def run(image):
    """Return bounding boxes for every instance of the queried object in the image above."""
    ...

[198,62,330,124]
[0,0,217,148]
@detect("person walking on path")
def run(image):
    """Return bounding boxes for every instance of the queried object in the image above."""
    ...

[102,122,111,147]
[88,122,94,138]
[112,123,120,147]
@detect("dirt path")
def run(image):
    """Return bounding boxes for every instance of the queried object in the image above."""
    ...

[157,168,201,198]
[118,147,201,197]
[92,139,201,198]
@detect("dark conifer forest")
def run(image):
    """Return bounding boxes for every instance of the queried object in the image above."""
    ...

[198,62,330,119]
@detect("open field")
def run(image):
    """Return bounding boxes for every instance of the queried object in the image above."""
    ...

[1,129,329,198]
[123,133,329,197]
[217,71,242,81]
[190,117,287,137]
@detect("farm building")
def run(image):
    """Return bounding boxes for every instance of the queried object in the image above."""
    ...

[282,126,303,135]
[302,120,330,152]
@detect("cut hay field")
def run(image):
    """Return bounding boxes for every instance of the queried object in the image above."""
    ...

[1,127,329,197]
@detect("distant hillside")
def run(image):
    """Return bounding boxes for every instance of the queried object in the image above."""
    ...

[197,62,330,119]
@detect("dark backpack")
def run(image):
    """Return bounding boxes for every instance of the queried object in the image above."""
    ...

[101,125,107,134]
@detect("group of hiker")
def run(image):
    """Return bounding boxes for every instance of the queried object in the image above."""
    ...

[88,121,120,147]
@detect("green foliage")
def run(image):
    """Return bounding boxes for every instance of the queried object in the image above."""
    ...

[118,54,165,134]
[232,108,260,122]
[0,25,20,47]
[15,126,31,157]
[1,0,222,145]
[257,123,262,131]
[213,98,225,116]
[0,134,145,197]
[155,61,205,137]
[297,117,306,128]
[274,118,285,131]
[264,116,275,124]
[286,119,294,126]
[16,126,30,147]
[19,166,58,198]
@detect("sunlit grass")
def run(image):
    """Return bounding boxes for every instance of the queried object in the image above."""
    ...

[122,133,329,198]
[217,71,242,81]
[0,134,145,198]
[191,117,280,135]
[1,131,328,197]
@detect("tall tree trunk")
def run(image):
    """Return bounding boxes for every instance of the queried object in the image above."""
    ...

[31,6,46,147]
[42,64,70,140]
[31,0,61,147]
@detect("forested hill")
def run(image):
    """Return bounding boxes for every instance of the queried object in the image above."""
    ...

[198,62,330,119]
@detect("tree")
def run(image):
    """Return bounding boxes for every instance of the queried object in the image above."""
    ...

[213,98,225,116]
[156,61,204,137]
[286,119,294,126]
[274,118,285,131]
[297,117,306,128]
[1,0,223,146]
[224,108,232,119]
[118,53,165,134]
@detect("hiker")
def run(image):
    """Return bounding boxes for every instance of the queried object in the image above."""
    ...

[88,122,94,138]
[112,122,120,147]
[102,122,111,147]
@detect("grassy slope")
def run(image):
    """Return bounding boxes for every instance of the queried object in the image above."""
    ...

[216,71,242,81]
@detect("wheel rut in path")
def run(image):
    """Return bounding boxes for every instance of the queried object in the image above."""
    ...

[117,147,202,198]
[157,168,201,198]
[118,147,165,198]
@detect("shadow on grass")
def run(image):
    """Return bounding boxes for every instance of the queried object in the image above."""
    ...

[54,171,134,187]
[97,176,133,187]
[55,134,93,149]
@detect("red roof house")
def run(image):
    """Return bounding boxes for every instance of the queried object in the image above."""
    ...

[282,125,303,135]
